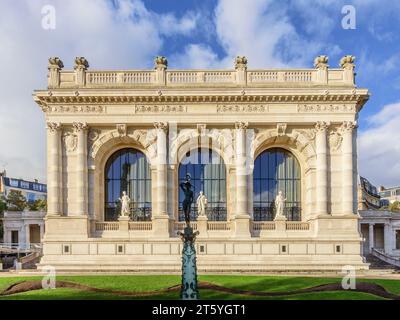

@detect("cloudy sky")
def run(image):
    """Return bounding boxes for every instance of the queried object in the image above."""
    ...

[0,0,399,187]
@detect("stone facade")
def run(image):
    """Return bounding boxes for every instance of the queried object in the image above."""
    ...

[32,55,370,271]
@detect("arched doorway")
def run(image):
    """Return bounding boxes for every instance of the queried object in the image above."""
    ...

[178,148,226,221]
[104,148,151,221]
[253,147,301,221]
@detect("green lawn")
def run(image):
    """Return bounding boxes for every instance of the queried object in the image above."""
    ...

[0,274,398,300]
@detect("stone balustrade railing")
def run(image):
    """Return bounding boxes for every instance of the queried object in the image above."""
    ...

[94,220,310,233]
[285,222,310,231]
[251,221,276,231]
[95,222,119,231]
[128,221,152,231]
[47,55,356,89]
[207,221,231,231]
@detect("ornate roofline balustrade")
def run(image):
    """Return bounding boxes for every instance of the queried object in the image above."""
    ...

[46,55,357,89]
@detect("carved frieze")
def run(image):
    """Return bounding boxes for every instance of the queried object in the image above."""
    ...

[217,104,267,113]
[135,105,187,113]
[43,105,105,113]
[297,104,356,113]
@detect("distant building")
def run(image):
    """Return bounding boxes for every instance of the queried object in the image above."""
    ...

[379,185,400,204]
[358,176,382,210]
[0,171,47,203]
[0,172,46,245]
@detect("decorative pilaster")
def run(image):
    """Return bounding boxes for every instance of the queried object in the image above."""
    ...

[233,121,251,237]
[48,57,63,88]
[74,57,89,87]
[73,122,88,215]
[152,122,170,237]
[341,121,357,215]
[315,121,329,215]
[235,56,247,86]
[314,55,328,84]
[154,56,167,85]
[340,55,355,85]
[46,122,62,216]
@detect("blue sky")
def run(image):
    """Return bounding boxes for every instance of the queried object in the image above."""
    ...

[0,0,399,186]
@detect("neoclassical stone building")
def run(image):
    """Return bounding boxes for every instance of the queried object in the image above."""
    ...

[33,55,369,271]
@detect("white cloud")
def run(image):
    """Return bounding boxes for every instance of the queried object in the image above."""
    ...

[358,102,400,187]
[0,0,198,182]
[171,44,223,69]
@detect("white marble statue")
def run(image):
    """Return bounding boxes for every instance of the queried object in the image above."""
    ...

[196,191,208,216]
[274,190,287,219]
[119,191,131,217]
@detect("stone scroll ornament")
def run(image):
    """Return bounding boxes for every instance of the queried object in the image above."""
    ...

[177,173,199,300]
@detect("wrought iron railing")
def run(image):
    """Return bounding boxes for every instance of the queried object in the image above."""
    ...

[105,206,152,221]
[253,206,301,221]
[178,206,227,222]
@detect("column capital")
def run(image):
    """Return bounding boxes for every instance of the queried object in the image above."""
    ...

[154,121,168,131]
[315,121,330,132]
[340,120,358,133]
[73,122,88,132]
[46,122,61,132]
[235,121,248,130]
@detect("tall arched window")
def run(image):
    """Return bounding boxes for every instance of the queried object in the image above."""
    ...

[179,148,226,221]
[253,148,301,221]
[105,148,151,221]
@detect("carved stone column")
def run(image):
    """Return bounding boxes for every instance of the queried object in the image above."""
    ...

[341,121,357,215]
[384,223,392,255]
[315,121,329,215]
[233,121,251,237]
[46,122,62,216]
[154,122,168,216]
[152,122,170,237]
[73,122,88,215]
[369,223,374,252]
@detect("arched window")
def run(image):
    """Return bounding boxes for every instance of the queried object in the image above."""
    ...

[253,148,301,221]
[179,148,226,221]
[105,148,151,221]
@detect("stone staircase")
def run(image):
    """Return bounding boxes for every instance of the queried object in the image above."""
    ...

[365,254,398,270]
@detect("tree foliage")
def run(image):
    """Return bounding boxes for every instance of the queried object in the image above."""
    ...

[389,201,400,212]
[28,199,47,211]
[6,190,27,211]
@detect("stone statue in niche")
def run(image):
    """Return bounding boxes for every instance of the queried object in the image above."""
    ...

[119,191,131,217]
[180,174,194,225]
[274,190,287,220]
[196,191,208,216]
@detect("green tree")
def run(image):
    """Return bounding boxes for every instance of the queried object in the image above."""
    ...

[389,201,400,212]
[6,190,27,211]
[28,199,47,211]
[0,197,6,215]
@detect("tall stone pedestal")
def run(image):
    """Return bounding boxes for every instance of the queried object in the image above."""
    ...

[152,215,171,238]
[232,214,251,238]
[196,215,208,237]
[118,216,130,232]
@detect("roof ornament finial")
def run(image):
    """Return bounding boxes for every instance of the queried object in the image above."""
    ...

[235,56,248,70]
[313,55,329,69]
